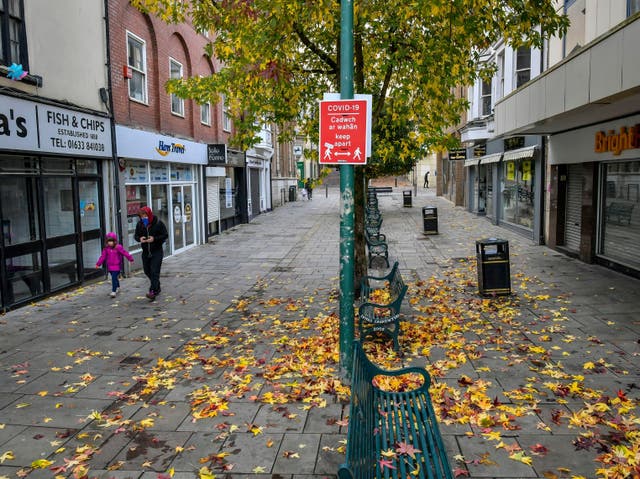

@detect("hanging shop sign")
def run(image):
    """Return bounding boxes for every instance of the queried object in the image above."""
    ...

[0,94,112,157]
[207,144,227,165]
[448,148,467,160]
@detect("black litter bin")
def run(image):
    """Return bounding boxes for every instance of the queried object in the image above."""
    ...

[288,185,297,202]
[403,190,412,207]
[422,206,438,235]
[476,238,510,296]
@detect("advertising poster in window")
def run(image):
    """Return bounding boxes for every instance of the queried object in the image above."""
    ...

[225,178,233,208]
[506,161,515,181]
[522,160,532,181]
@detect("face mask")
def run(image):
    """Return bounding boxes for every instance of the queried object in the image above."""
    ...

[141,218,149,226]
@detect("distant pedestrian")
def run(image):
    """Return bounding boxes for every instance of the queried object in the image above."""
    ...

[135,206,168,301]
[96,232,134,298]
[424,171,430,188]
[305,178,313,200]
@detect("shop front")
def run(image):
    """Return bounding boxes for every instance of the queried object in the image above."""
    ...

[116,126,206,258]
[549,114,640,274]
[218,149,248,232]
[499,145,538,232]
[0,94,112,310]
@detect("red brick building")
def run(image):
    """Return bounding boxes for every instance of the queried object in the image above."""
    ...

[106,0,238,259]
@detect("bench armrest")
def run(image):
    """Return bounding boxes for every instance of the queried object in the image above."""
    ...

[360,349,432,392]
[366,234,386,244]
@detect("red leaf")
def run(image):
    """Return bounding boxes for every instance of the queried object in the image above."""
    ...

[454,467,470,477]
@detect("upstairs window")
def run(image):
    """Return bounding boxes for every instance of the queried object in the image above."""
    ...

[200,102,211,125]
[496,52,505,100]
[481,79,492,116]
[170,58,184,116]
[515,47,531,88]
[221,94,232,131]
[0,0,28,68]
[127,32,147,103]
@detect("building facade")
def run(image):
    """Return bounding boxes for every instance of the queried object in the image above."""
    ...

[0,0,114,310]
[456,37,546,243]
[107,0,230,258]
[495,1,640,275]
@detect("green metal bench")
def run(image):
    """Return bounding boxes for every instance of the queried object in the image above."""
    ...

[365,231,389,268]
[365,216,383,237]
[338,341,453,479]
[361,260,399,298]
[358,262,406,351]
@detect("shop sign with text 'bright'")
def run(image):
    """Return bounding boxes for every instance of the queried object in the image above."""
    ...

[319,99,367,165]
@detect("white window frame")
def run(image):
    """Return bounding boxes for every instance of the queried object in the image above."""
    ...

[169,58,184,117]
[514,47,531,89]
[126,31,148,104]
[200,102,211,126]
[221,94,232,132]
[496,51,505,100]
[480,79,492,117]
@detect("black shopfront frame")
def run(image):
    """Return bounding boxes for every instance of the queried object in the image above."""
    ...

[0,156,106,311]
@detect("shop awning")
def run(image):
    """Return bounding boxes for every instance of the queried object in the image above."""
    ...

[478,153,503,165]
[503,145,537,162]
[464,158,480,167]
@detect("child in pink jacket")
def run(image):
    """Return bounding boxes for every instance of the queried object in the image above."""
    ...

[96,232,134,297]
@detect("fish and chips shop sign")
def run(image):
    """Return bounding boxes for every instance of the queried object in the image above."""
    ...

[0,95,112,157]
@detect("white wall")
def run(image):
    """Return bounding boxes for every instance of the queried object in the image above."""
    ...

[23,0,108,112]
[586,0,627,42]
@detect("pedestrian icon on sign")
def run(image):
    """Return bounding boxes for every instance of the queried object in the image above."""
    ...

[323,142,334,161]
[353,146,362,161]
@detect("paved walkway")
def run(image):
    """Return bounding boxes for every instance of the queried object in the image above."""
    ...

[0,185,639,479]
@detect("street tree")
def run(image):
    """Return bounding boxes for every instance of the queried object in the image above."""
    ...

[132,0,568,290]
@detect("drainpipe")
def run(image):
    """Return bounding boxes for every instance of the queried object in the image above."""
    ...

[102,0,123,247]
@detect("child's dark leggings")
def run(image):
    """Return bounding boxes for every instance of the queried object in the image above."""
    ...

[109,271,120,292]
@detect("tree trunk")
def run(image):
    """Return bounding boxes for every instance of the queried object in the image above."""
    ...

[353,167,367,298]
[353,19,367,298]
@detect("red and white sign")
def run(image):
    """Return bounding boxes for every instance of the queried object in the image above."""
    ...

[319,99,367,165]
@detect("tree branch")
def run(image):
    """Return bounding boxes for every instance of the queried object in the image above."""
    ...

[292,22,339,73]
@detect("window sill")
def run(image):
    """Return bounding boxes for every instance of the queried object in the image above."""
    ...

[0,65,43,87]
[171,111,185,118]
[129,97,149,106]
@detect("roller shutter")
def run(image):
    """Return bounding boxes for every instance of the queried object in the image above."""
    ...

[564,164,582,252]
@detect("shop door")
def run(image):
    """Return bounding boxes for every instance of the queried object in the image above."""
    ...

[78,180,102,280]
[170,185,195,253]
[43,176,79,291]
[250,169,260,218]
[565,164,582,252]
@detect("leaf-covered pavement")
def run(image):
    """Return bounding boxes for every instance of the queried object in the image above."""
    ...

[1,252,638,479]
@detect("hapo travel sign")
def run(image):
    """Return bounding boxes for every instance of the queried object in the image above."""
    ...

[319,99,368,165]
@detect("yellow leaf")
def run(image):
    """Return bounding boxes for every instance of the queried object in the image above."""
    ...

[15,403,30,409]
[31,459,54,469]
[199,466,215,479]
[482,430,502,441]
[252,466,266,473]
[37,391,48,397]
[138,417,155,428]
[509,451,532,465]
[583,362,595,370]
[0,451,15,464]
